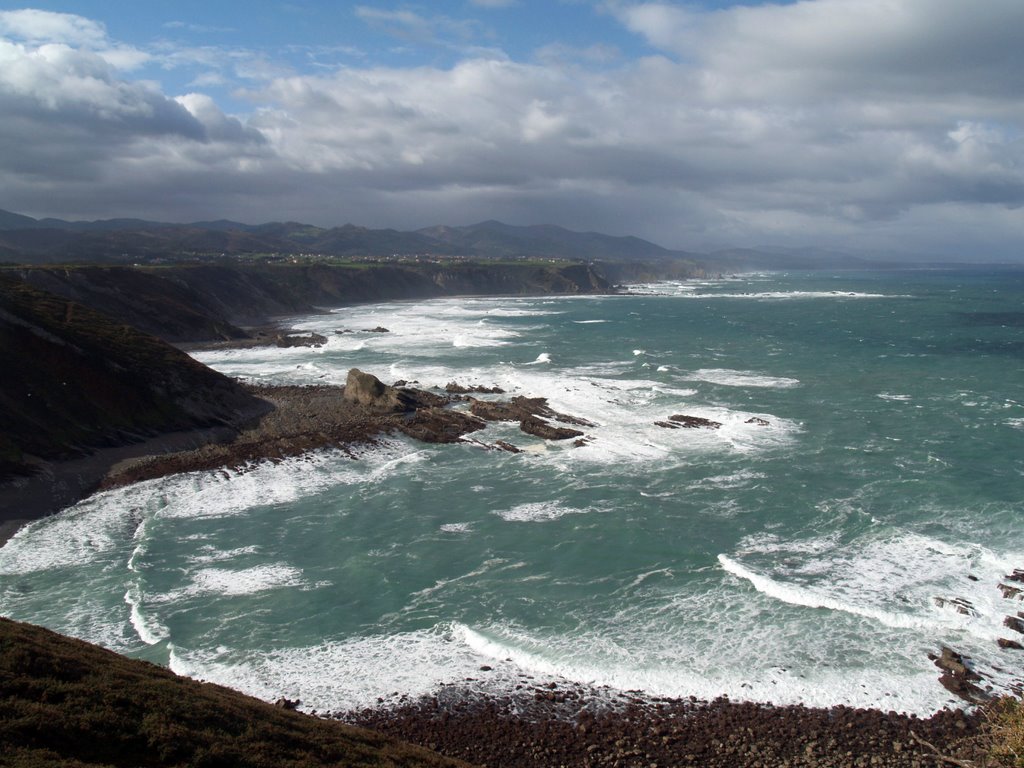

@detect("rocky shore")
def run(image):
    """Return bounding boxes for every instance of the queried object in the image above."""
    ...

[98,369,598,491]
[343,681,990,768]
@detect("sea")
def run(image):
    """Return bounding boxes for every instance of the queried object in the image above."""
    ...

[1,268,1022,717]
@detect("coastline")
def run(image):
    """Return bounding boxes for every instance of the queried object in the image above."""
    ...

[2,284,1019,768]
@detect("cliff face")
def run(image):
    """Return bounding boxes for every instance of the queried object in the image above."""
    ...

[0,617,470,768]
[0,275,268,480]
[12,261,612,343]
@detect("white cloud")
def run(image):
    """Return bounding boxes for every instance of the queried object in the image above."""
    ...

[0,9,149,70]
[0,8,107,47]
[0,2,1022,259]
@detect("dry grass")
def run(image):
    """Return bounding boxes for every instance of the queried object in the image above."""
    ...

[987,697,1024,768]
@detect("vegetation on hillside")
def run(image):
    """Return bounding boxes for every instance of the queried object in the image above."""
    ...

[0,618,471,768]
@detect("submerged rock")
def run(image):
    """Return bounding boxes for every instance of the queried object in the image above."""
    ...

[745,417,770,426]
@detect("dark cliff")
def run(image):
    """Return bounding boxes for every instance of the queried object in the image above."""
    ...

[0,275,268,481]
[12,261,612,343]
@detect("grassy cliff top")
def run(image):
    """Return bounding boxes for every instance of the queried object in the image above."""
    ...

[0,617,474,768]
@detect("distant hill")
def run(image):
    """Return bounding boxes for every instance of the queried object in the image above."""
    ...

[0,617,470,768]
[0,207,884,270]
[418,220,695,262]
[0,209,700,267]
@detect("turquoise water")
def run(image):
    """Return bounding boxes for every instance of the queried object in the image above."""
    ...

[1,269,1022,715]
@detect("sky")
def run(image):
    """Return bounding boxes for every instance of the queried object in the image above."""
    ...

[0,1,1022,260]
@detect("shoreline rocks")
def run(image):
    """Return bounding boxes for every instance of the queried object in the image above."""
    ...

[343,681,988,768]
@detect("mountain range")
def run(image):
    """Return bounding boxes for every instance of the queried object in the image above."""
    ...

[0,209,870,271]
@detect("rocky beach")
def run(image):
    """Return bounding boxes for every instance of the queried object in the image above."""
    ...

[345,682,990,768]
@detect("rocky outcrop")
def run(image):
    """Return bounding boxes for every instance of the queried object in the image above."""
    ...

[657,415,723,429]
[275,332,327,348]
[469,396,593,427]
[930,646,991,705]
[342,369,446,413]
[445,382,505,395]
[469,395,592,441]
[745,417,771,426]
[395,408,486,444]
[999,583,1023,600]
[519,417,584,441]
[933,597,978,616]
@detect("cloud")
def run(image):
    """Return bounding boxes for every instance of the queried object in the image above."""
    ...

[0,8,107,47]
[0,2,1022,259]
[0,9,149,70]
[354,6,486,47]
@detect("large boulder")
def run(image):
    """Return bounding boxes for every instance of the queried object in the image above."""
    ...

[342,369,445,412]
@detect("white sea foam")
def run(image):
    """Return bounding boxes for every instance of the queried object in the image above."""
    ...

[618,281,898,300]
[453,618,953,715]
[878,393,912,401]
[186,545,263,565]
[124,584,168,645]
[0,488,145,575]
[693,470,768,489]
[721,531,1018,644]
[160,564,307,601]
[685,368,801,389]
[168,624,498,712]
[439,523,472,533]
[719,554,938,630]
[495,502,593,523]
[525,352,551,365]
